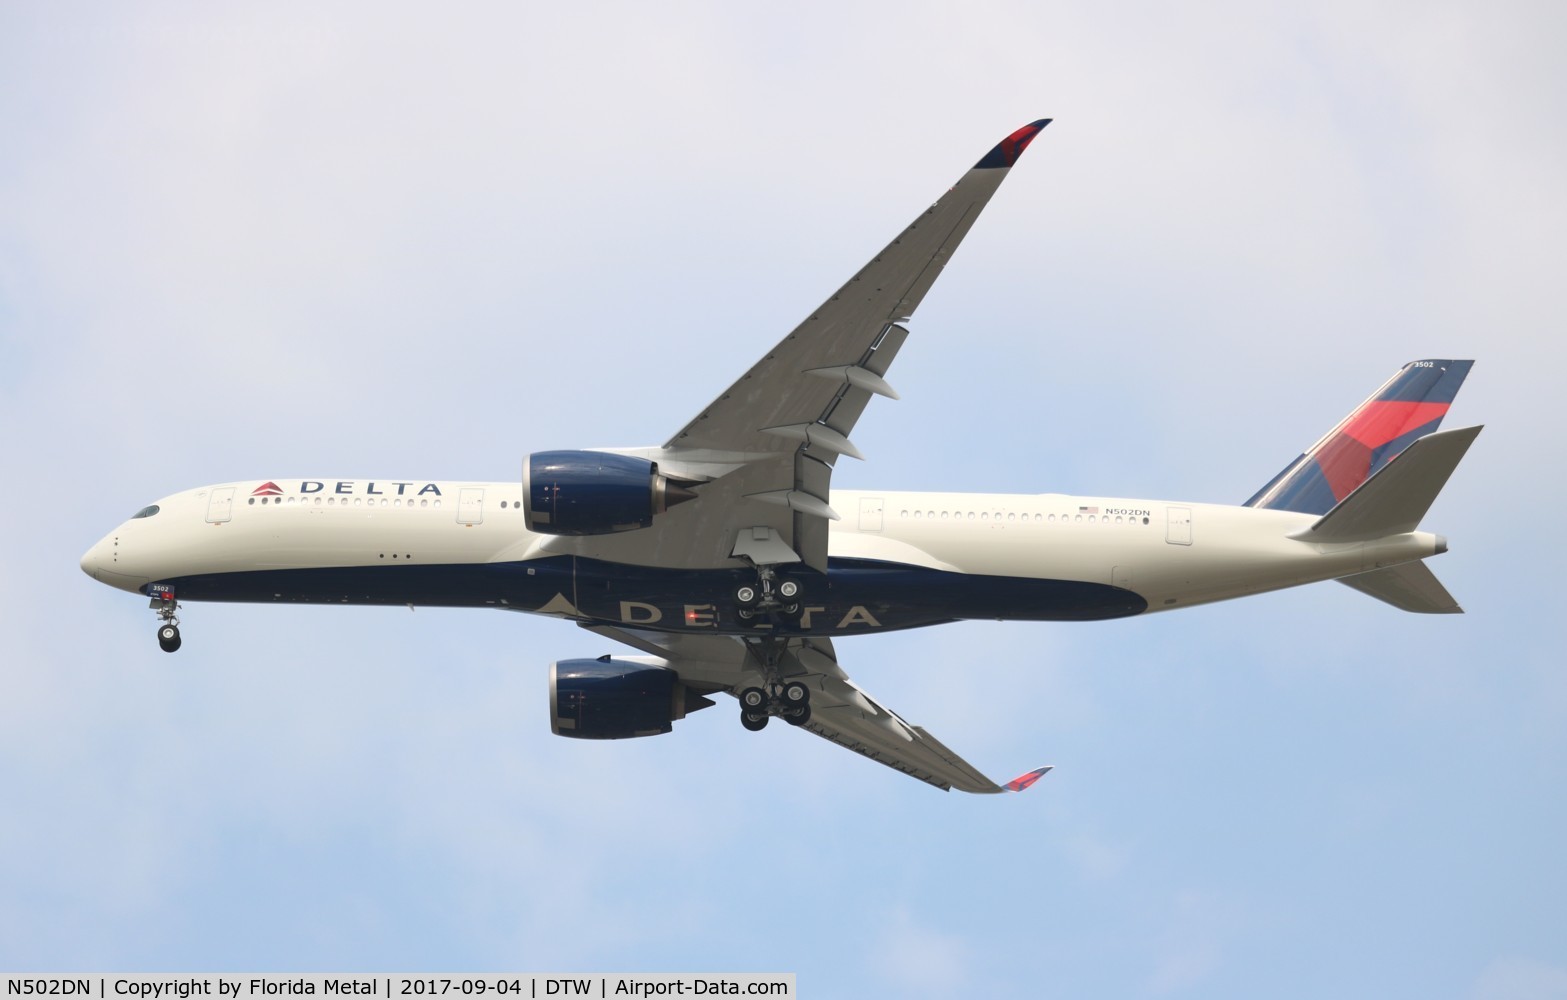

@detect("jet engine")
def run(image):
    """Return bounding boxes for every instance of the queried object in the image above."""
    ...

[549,657,714,739]
[523,451,698,536]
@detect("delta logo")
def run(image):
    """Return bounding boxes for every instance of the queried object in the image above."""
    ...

[250,480,444,498]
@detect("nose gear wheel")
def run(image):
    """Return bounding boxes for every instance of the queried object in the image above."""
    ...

[151,591,183,653]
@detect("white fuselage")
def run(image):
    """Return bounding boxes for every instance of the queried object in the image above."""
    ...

[80,478,1444,635]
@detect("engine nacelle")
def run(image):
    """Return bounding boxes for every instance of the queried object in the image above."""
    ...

[550,657,714,740]
[523,450,697,536]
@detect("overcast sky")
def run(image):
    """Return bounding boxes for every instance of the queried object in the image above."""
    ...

[3,2,1564,996]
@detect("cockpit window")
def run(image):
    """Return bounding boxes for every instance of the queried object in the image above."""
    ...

[131,504,161,519]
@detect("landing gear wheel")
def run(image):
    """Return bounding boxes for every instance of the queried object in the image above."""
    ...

[784,704,812,726]
[157,624,182,653]
[734,584,760,609]
[782,681,809,707]
[739,686,768,711]
[777,602,802,620]
[776,576,802,600]
[740,710,769,732]
[736,607,756,621]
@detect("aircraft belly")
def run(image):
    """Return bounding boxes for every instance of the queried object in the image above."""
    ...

[562,557,1145,634]
[160,554,1146,634]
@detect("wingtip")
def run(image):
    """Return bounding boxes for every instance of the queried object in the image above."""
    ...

[1003,765,1053,793]
[973,119,1052,170]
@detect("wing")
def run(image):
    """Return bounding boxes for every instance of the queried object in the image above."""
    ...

[584,623,1050,795]
[577,119,1051,572]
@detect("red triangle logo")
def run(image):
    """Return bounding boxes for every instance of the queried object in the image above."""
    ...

[252,482,284,496]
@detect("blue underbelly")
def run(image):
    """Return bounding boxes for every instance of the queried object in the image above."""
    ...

[161,555,1146,634]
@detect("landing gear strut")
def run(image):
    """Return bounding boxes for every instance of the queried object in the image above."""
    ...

[151,589,182,653]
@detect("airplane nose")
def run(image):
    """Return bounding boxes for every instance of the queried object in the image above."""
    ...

[81,538,105,581]
[81,530,150,593]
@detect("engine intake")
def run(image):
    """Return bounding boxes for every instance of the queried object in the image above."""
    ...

[550,657,714,740]
[523,450,698,535]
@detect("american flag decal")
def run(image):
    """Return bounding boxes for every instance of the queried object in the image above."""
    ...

[1078,505,1099,515]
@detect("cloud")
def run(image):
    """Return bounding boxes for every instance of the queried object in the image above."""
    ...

[1471,957,1567,1000]
[868,908,975,997]
[3,0,1565,989]
[1146,890,1243,995]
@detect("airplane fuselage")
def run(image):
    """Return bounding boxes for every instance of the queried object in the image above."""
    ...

[80,478,1445,637]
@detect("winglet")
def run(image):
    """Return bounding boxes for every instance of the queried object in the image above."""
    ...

[1003,766,1053,793]
[974,119,1052,169]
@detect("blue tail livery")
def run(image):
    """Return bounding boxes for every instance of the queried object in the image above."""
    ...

[1245,360,1474,515]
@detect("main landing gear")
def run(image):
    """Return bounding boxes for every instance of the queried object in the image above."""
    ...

[735,641,812,732]
[732,567,806,624]
[738,682,811,731]
[151,589,182,653]
[726,530,814,730]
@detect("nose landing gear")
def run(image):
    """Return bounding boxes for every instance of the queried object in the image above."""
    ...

[150,586,182,653]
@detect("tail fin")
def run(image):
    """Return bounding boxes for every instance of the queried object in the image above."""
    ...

[1246,360,1474,514]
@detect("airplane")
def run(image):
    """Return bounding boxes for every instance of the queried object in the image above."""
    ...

[79,118,1481,794]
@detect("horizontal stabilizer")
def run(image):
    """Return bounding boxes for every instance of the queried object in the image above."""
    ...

[1293,426,1482,544]
[1339,561,1463,614]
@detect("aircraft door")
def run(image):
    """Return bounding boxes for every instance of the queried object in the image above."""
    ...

[1166,506,1192,545]
[206,487,234,524]
[457,488,485,526]
[858,496,884,531]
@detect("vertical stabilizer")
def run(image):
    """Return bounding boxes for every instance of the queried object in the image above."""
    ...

[1246,360,1473,515]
